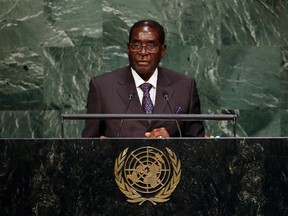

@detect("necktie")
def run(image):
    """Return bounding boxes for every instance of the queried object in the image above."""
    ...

[140,83,154,114]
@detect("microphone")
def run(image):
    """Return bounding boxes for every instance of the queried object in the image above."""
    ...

[117,92,134,137]
[162,91,182,137]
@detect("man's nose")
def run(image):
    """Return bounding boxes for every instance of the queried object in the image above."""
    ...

[139,45,149,55]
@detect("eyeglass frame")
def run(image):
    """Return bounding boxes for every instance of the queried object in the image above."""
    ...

[127,42,165,53]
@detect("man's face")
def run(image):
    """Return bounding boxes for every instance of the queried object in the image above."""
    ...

[128,26,166,81]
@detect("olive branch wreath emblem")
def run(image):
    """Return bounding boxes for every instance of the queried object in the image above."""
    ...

[114,147,181,205]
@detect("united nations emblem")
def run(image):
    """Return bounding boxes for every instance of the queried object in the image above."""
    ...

[114,146,181,205]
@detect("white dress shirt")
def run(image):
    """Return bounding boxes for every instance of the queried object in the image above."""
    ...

[131,67,158,106]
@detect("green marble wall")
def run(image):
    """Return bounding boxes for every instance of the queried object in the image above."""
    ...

[0,0,287,138]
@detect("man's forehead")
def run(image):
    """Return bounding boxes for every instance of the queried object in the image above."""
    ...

[131,26,159,40]
[142,26,149,31]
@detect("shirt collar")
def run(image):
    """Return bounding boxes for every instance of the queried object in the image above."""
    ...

[131,67,158,88]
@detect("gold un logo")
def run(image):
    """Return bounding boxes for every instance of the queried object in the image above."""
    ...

[114,146,181,205]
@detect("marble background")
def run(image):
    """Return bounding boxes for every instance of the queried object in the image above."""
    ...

[0,0,287,138]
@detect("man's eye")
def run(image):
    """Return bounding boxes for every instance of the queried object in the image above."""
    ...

[147,43,156,49]
[132,43,141,48]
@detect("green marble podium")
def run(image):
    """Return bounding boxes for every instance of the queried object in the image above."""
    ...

[1,138,288,215]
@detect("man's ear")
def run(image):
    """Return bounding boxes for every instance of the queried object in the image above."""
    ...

[161,44,167,58]
[127,43,130,53]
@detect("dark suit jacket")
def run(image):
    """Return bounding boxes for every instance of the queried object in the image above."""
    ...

[82,66,205,137]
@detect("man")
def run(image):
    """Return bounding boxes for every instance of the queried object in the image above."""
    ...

[82,20,205,138]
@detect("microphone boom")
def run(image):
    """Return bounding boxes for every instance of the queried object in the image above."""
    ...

[117,92,134,137]
[162,91,182,137]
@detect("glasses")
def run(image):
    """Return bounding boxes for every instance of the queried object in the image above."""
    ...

[128,42,163,53]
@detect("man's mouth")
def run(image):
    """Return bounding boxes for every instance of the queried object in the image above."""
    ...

[137,61,149,65]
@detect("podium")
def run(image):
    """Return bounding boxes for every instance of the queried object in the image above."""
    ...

[1,138,288,215]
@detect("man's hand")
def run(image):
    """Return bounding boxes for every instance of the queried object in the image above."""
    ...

[145,127,170,138]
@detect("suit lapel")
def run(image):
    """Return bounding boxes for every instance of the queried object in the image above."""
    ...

[115,67,144,114]
[154,67,174,114]
[115,67,148,128]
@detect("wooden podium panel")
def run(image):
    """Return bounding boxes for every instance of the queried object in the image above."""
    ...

[0,138,288,215]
